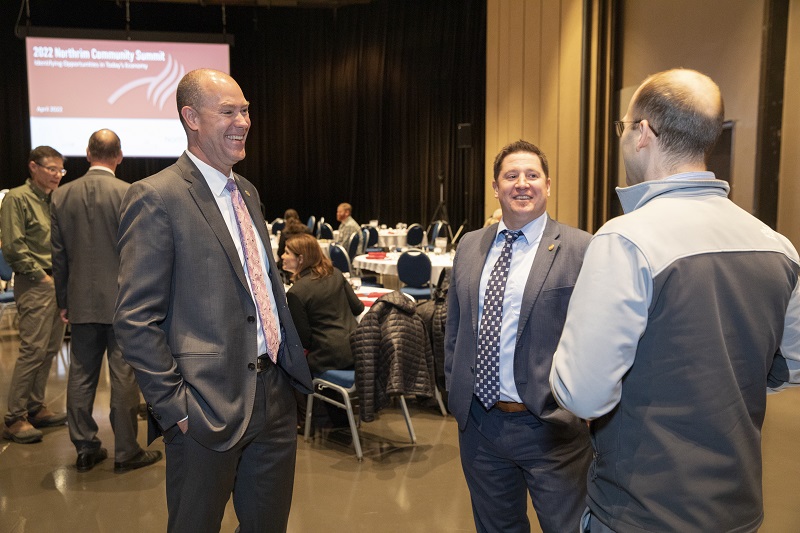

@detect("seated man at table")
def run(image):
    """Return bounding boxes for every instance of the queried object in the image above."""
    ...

[334,202,360,250]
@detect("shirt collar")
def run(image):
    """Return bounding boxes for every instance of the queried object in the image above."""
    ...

[495,211,547,245]
[25,178,50,201]
[88,165,115,176]
[185,150,233,196]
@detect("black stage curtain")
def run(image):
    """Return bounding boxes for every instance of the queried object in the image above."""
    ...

[0,0,486,233]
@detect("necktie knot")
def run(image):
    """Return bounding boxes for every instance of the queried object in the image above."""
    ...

[225,178,237,193]
[502,229,522,245]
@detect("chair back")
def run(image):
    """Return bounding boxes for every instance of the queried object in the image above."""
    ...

[316,216,326,237]
[318,222,334,240]
[0,250,12,282]
[406,223,424,247]
[271,218,285,235]
[396,250,431,288]
[306,215,316,232]
[347,231,361,259]
[329,243,352,275]
[361,228,370,252]
[366,226,379,248]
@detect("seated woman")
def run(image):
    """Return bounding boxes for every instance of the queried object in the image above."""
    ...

[276,208,312,271]
[282,234,365,426]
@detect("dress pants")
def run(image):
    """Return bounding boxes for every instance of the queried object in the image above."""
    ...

[67,323,141,461]
[164,358,297,533]
[458,396,592,533]
[4,275,66,426]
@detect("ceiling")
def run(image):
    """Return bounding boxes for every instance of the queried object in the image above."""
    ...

[101,0,372,6]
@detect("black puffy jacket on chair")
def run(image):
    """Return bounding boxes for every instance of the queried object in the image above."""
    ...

[351,290,434,422]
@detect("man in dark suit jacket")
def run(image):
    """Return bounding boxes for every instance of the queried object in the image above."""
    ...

[114,69,313,533]
[51,129,161,473]
[445,140,592,533]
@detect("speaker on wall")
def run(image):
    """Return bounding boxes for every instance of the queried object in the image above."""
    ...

[457,123,472,148]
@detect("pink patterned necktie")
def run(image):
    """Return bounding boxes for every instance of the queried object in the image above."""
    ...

[226,178,280,362]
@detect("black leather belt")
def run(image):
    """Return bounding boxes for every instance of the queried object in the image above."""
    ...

[256,356,270,373]
[495,401,528,413]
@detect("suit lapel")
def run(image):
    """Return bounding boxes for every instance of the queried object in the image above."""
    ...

[469,226,499,339]
[516,216,560,344]
[179,154,250,291]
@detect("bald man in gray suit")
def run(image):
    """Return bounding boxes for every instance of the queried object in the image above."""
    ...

[114,70,313,533]
[51,129,162,474]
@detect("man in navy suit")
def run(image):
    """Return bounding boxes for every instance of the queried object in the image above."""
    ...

[445,140,592,533]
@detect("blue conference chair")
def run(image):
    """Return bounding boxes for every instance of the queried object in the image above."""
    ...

[365,226,379,248]
[347,232,361,260]
[405,223,424,247]
[0,250,16,327]
[318,222,334,240]
[397,249,433,300]
[329,243,352,276]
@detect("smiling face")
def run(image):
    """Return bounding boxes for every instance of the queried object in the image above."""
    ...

[181,72,250,175]
[492,151,551,230]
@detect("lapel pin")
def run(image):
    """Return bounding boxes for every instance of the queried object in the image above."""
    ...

[548,244,555,251]
[244,190,251,197]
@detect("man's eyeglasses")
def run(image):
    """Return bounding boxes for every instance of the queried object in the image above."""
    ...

[613,120,659,138]
[34,161,67,176]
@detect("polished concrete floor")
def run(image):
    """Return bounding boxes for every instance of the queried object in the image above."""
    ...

[1,310,800,532]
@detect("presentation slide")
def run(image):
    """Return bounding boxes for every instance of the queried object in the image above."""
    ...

[26,36,229,157]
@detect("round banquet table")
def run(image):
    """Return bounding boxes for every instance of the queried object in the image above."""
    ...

[377,229,408,250]
[353,251,453,286]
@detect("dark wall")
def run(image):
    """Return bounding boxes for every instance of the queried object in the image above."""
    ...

[0,0,486,231]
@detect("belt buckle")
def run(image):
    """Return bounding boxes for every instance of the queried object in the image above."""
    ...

[256,357,269,373]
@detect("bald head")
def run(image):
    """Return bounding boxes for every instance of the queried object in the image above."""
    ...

[631,68,724,164]
[87,129,122,169]
[176,69,237,130]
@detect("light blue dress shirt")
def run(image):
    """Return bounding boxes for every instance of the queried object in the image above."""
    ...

[477,213,547,403]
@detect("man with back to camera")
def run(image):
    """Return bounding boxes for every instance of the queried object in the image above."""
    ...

[445,140,593,533]
[51,129,162,473]
[550,68,800,532]
[1,146,68,444]
[113,69,313,532]
[334,202,360,248]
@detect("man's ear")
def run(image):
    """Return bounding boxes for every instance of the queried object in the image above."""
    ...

[636,120,657,150]
[181,106,200,132]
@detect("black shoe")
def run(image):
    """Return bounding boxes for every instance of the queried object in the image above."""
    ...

[76,448,108,472]
[114,450,163,473]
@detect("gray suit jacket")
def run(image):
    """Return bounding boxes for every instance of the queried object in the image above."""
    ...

[444,216,590,431]
[113,153,313,451]
[51,168,129,324]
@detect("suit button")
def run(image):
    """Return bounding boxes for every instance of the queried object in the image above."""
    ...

[248,362,256,371]
[470,366,474,373]
[155,414,161,420]
[247,315,256,323]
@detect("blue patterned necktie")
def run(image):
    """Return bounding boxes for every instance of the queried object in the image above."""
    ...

[475,229,523,409]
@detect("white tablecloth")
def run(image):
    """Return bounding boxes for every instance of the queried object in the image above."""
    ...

[377,229,407,250]
[353,252,453,285]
